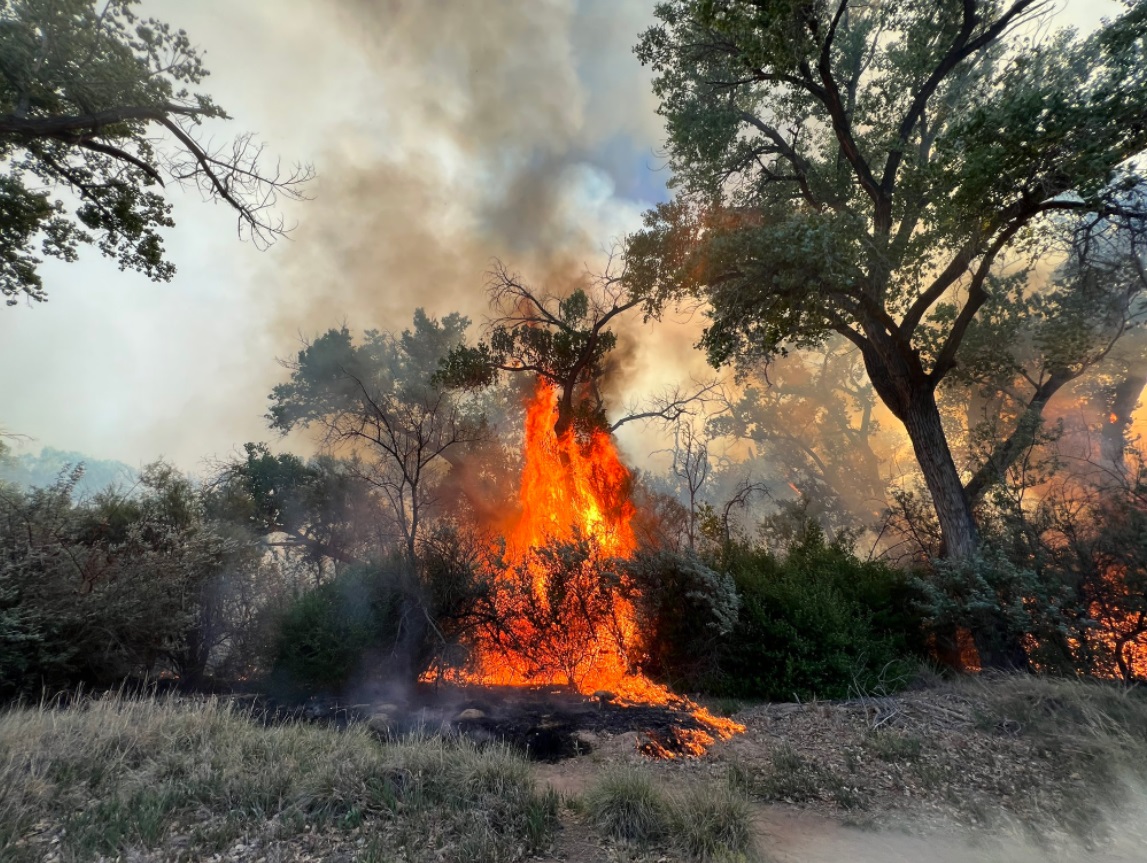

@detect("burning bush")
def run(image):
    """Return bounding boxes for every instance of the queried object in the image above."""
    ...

[472,535,633,690]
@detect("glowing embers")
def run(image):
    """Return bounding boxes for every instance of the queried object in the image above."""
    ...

[1078,564,1147,681]
[439,378,742,754]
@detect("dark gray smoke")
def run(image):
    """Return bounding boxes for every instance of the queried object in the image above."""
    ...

[273,0,664,336]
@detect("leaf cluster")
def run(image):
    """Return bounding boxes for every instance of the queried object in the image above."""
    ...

[630,0,1147,373]
[0,0,310,304]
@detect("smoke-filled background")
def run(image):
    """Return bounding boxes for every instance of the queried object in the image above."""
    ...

[0,0,682,470]
[0,0,1124,473]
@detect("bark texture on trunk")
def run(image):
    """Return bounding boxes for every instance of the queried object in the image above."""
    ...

[901,392,979,560]
[858,333,979,560]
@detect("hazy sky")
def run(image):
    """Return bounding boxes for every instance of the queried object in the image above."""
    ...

[0,0,1124,475]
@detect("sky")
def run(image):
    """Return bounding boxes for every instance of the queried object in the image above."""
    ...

[0,0,1125,476]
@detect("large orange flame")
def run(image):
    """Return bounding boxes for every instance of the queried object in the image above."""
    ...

[443,378,741,754]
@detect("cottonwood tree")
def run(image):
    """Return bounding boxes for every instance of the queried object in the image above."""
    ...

[0,0,311,305]
[947,212,1147,503]
[268,311,486,565]
[210,443,386,578]
[628,0,1147,559]
[438,258,718,440]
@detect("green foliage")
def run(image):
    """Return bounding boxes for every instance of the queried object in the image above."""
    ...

[435,264,640,439]
[438,288,618,394]
[0,0,308,304]
[629,0,1147,559]
[919,545,1067,671]
[707,521,924,701]
[271,559,427,693]
[212,442,382,568]
[270,311,473,433]
[0,461,274,697]
[268,310,484,562]
[626,547,739,686]
[415,522,495,674]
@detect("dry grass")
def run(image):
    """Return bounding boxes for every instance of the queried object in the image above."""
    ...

[959,674,1147,840]
[721,673,1147,846]
[583,766,758,862]
[584,767,670,843]
[0,693,557,862]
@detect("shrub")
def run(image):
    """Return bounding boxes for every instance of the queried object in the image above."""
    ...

[271,558,427,693]
[474,535,629,688]
[707,522,924,701]
[0,465,272,698]
[626,548,739,686]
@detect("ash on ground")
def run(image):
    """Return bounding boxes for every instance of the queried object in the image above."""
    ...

[245,684,719,761]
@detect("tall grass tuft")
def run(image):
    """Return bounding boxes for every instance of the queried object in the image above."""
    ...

[584,767,670,842]
[584,767,758,861]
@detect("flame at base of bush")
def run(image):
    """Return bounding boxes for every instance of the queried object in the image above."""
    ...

[426,379,742,755]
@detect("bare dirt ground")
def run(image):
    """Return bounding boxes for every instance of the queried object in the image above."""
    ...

[532,679,1147,862]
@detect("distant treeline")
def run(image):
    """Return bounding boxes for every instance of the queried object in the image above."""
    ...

[0,448,136,497]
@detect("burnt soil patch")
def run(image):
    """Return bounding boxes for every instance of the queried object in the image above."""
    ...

[243,684,715,761]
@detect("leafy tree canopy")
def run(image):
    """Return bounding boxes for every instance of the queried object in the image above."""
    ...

[268,310,485,563]
[268,310,476,435]
[436,262,639,438]
[628,0,1147,558]
[0,0,311,305]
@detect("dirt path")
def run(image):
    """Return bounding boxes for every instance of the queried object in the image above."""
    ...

[535,790,1147,863]
[753,808,1146,863]
[532,722,1147,863]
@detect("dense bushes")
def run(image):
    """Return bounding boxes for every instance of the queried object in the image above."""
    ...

[9,449,1140,705]
[0,465,278,698]
[271,558,430,693]
[626,548,739,686]
[695,522,926,701]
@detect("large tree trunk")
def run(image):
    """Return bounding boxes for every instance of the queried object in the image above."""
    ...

[901,393,1036,669]
[857,333,979,559]
[856,337,1038,666]
[900,392,980,560]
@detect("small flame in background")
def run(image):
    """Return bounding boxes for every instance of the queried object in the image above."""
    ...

[1079,564,1147,680]
[437,378,741,756]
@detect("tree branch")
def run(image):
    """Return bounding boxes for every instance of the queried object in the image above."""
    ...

[0,103,204,138]
[880,0,1046,201]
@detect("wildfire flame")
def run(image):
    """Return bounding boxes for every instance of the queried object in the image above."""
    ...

[439,378,741,755]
